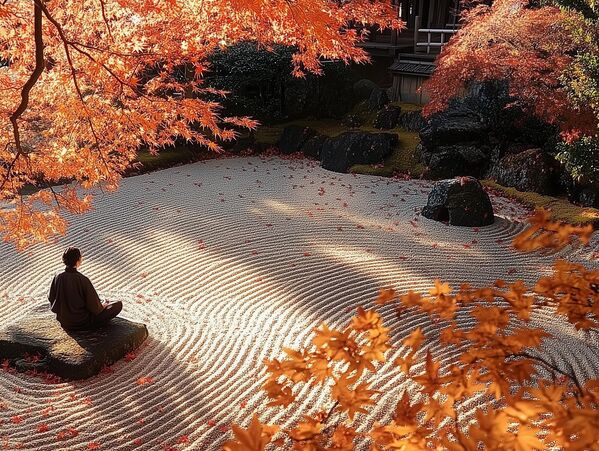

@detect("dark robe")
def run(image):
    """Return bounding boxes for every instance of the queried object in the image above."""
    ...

[48,267,104,329]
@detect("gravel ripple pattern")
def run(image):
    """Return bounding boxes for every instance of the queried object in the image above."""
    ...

[0,156,597,450]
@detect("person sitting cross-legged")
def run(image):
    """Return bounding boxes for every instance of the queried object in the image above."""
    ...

[48,247,122,330]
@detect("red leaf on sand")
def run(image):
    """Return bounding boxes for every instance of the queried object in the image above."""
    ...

[37,423,49,433]
[11,415,23,424]
[240,400,247,408]
[177,435,189,444]
[133,439,143,446]
[218,425,229,433]
[207,419,216,427]
[463,244,472,249]
[136,377,154,385]
[56,428,79,441]
[87,442,100,449]
[125,352,137,362]
[303,252,312,257]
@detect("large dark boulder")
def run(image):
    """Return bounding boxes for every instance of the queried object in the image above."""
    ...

[0,312,148,380]
[422,177,494,226]
[353,79,378,102]
[422,145,492,179]
[488,148,558,194]
[398,110,426,132]
[278,125,318,154]
[367,87,389,111]
[420,105,488,149]
[374,105,402,130]
[302,134,327,159]
[320,131,398,173]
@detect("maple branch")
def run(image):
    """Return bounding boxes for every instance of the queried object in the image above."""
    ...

[324,401,339,423]
[516,351,584,399]
[34,0,112,174]
[2,1,44,194]
[99,0,114,41]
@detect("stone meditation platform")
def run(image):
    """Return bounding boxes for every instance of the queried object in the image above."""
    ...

[0,311,148,380]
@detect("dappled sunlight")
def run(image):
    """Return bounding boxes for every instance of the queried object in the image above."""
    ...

[1,157,597,450]
[311,242,432,290]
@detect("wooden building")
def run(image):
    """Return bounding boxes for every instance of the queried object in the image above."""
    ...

[358,0,460,103]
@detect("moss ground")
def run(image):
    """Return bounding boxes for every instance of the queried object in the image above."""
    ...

[483,180,599,225]
[134,147,200,173]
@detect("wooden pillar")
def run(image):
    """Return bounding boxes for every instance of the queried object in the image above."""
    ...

[427,0,433,28]
[413,15,421,53]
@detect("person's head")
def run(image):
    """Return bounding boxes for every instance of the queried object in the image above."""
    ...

[62,247,82,268]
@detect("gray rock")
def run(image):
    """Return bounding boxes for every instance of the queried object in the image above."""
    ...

[353,79,378,101]
[488,148,557,194]
[302,134,327,159]
[423,145,491,179]
[397,110,427,132]
[422,177,494,226]
[320,131,398,173]
[374,105,402,130]
[0,312,148,380]
[367,87,389,111]
[341,114,364,129]
[277,125,318,154]
[420,105,488,148]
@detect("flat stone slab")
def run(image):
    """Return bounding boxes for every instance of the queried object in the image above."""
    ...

[0,312,148,380]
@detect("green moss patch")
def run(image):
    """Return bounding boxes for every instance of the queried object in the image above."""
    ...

[350,130,425,178]
[483,180,599,225]
[133,147,200,173]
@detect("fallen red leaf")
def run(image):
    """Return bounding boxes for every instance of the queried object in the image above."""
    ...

[136,376,154,385]
[56,428,79,441]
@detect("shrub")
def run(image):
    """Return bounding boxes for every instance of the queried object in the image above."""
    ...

[556,136,599,184]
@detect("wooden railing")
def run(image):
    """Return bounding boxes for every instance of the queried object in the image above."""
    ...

[413,16,458,54]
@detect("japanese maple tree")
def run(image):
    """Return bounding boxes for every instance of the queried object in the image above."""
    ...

[422,0,598,141]
[0,0,402,247]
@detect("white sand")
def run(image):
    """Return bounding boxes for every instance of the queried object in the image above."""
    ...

[0,155,598,450]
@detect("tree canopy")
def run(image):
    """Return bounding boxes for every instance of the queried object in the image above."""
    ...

[423,0,599,142]
[0,0,401,247]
